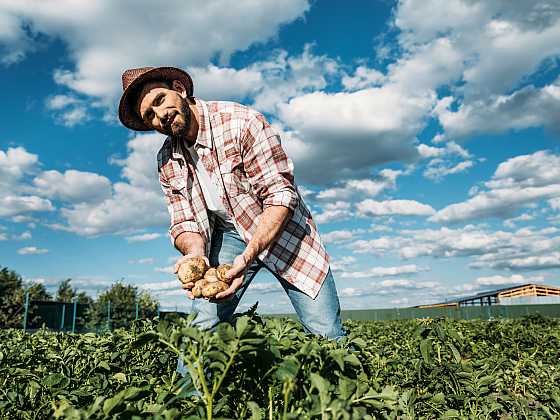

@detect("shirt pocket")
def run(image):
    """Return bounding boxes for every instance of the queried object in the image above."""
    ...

[222,170,251,197]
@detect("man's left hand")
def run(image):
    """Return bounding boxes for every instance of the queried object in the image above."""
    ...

[211,254,250,302]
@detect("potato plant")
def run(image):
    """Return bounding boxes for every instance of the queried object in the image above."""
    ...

[1,314,559,419]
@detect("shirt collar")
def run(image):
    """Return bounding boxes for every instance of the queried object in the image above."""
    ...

[193,98,212,149]
[171,98,212,160]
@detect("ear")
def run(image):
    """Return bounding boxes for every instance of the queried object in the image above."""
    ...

[171,80,187,98]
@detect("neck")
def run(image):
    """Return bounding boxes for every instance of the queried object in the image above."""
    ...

[184,101,199,146]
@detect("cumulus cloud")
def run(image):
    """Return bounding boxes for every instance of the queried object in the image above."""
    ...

[321,229,365,245]
[33,169,112,204]
[316,169,401,201]
[314,201,353,224]
[54,132,169,236]
[432,151,560,223]
[349,224,560,273]
[357,199,435,217]
[338,264,429,279]
[0,0,310,106]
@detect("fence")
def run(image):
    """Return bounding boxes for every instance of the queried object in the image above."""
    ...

[12,293,185,333]
[10,294,560,332]
[339,304,560,321]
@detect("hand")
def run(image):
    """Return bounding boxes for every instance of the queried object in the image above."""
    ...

[211,254,250,302]
[175,253,210,300]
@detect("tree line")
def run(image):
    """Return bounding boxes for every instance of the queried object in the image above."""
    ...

[0,266,159,330]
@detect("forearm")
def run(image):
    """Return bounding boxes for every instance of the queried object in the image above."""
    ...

[174,231,205,256]
[242,205,292,262]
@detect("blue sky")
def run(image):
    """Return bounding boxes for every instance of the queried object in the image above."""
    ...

[1,0,559,313]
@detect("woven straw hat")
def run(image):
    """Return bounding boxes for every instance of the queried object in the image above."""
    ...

[118,66,194,131]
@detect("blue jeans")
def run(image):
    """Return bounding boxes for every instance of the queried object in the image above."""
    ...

[191,226,346,340]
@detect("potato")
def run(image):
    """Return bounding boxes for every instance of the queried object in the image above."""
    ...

[177,256,208,284]
[204,267,218,280]
[201,281,229,298]
[216,264,233,284]
[191,279,209,298]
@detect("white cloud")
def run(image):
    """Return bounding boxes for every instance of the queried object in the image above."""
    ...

[436,80,560,139]
[125,233,162,242]
[54,133,169,236]
[316,169,401,201]
[0,0,310,106]
[454,274,545,295]
[338,264,429,279]
[432,151,560,223]
[278,86,429,184]
[33,169,112,204]
[348,224,560,273]
[321,229,364,245]
[0,146,38,186]
[314,201,352,224]
[357,199,435,217]
[0,195,54,217]
[17,246,48,255]
[342,65,383,91]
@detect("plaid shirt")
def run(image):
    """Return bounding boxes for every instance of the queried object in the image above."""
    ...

[157,99,330,298]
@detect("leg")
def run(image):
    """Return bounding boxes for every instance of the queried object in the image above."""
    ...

[190,227,262,330]
[277,268,346,340]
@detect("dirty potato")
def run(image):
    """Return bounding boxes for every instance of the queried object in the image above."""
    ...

[216,264,233,284]
[201,281,229,298]
[177,256,208,284]
[204,267,218,281]
[191,279,209,298]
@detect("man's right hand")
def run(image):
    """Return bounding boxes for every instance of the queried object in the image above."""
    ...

[175,253,210,300]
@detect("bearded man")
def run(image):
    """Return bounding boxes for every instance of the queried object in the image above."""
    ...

[118,66,345,340]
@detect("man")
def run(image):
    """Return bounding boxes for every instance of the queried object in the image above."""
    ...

[118,66,345,340]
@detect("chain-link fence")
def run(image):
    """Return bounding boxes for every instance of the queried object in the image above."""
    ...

[9,293,560,332]
[11,294,186,333]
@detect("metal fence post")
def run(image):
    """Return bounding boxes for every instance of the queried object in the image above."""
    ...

[22,291,30,332]
[107,300,112,330]
[72,299,78,333]
[60,304,66,331]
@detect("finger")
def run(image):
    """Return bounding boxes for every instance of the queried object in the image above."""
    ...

[180,282,194,290]
[186,290,194,300]
[213,277,243,301]
[225,267,243,280]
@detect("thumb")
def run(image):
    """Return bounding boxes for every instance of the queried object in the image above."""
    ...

[225,255,246,279]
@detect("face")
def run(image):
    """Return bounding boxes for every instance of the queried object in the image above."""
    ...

[137,81,191,137]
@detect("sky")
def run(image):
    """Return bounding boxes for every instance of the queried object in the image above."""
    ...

[1,0,559,313]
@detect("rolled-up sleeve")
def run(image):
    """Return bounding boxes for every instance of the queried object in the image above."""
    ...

[240,113,299,212]
[159,169,199,245]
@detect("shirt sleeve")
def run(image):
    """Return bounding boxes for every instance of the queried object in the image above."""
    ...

[159,168,200,245]
[240,112,299,212]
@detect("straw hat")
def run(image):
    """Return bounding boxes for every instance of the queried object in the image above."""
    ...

[118,66,194,131]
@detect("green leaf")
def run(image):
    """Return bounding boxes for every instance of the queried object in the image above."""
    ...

[447,343,461,363]
[420,339,432,364]
[98,361,111,371]
[246,401,263,420]
[43,373,66,388]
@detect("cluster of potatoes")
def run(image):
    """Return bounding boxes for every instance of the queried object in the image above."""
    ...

[177,256,233,298]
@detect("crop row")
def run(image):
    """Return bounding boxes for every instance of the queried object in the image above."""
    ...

[1,314,559,419]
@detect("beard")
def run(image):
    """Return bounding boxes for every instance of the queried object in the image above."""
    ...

[169,98,191,138]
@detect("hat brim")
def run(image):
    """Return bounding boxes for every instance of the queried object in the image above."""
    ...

[118,66,194,131]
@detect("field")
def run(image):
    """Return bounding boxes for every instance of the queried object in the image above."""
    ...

[1,314,559,419]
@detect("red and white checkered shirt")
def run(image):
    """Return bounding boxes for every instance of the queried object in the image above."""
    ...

[157,99,330,298]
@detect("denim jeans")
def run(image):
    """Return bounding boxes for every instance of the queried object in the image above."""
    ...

[190,226,346,340]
